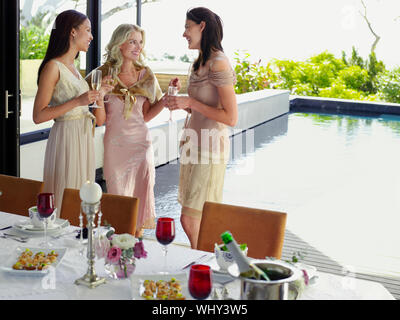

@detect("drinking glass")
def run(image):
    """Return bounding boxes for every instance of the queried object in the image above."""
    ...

[188,264,212,300]
[37,193,55,248]
[167,85,178,122]
[91,70,102,108]
[104,67,117,103]
[155,217,175,274]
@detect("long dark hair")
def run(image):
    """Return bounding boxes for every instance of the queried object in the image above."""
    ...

[37,10,87,84]
[186,7,224,71]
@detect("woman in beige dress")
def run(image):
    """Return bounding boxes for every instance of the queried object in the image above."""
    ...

[33,10,112,212]
[167,7,238,248]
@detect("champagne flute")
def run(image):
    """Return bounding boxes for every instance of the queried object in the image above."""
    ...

[37,193,55,248]
[104,67,117,103]
[91,70,102,108]
[155,217,175,274]
[167,85,178,122]
[188,264,212,300]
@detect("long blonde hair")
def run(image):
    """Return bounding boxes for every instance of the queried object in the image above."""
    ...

[104,24,146,71]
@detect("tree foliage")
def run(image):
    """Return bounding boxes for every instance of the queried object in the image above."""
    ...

[234,48,399,104]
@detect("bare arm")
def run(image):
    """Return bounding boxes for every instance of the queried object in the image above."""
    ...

[167,59,238,127]
[33,60,99,124]
[142,94,167,123]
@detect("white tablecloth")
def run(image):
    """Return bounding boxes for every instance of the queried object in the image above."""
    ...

[0,211,395,300]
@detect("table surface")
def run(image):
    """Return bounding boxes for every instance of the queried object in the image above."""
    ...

[0,211,395,300]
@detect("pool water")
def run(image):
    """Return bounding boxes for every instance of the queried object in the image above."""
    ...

[147,112,400,277]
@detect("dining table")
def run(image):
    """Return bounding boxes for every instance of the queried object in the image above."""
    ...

[0,210,395,301]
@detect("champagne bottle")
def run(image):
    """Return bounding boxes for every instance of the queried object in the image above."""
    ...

[221,231,270,281]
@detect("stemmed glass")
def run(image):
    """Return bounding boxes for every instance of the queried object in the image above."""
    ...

[167,85,178,122]
[188,264,212,300]
[104,67,117,103]
[155,217,175,274]
[37,193,55,248]
[91,70,102,108]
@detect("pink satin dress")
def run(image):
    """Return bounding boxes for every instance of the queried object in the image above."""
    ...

[103,69,156,231]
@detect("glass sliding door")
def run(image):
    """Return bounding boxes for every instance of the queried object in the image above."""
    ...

[19,0,87,135]
[0,0,20,176]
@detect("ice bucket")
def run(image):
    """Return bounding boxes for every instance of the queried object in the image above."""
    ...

[239,260,302,300]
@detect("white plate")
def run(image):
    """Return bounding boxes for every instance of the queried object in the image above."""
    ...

[13,219,70,235]
[0,246,67,276]
[130,272,190,300]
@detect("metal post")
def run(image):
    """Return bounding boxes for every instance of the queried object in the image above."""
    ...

[86,0,101,73]
[136,0,141,26]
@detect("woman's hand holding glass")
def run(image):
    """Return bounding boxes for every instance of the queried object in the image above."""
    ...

[100,76,114,104]
[167,95,191,111]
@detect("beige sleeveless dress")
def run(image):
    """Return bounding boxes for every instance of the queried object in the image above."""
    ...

[178,51,236,217]
[42,60,96,214]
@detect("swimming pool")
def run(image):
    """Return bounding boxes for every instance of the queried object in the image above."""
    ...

[147,111,400,277]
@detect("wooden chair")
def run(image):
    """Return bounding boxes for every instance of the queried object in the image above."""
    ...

[59,188,139,235]
[197,201,287,259]
[0,174,44,216]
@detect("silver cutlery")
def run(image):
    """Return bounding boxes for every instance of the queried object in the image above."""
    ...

[51,230,78,240]
[181,254,209,270]
[0,233,29,243]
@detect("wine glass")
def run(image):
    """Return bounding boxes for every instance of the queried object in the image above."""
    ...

[37,193,55,248]
[167,85,178,122]
[188,264,212,300]
[91,70,102,108]
[104,67,117,103]
[155,217,175,274]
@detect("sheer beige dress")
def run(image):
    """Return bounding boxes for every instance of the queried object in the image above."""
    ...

[42,60,96,214]
[178,51,236,217]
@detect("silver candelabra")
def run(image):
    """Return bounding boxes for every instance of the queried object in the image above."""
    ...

[75,201,106,288]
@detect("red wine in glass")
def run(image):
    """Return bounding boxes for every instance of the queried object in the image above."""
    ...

[189,264,212,300]
[37,193,55,218]
[156,217,175,273]
[37,193,55,247]
[156,217,175,245]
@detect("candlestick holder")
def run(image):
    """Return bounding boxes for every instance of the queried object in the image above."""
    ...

[75,201,106,288]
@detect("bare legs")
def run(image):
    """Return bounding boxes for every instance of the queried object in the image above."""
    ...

[135,228,144,238]
[180,207,201,249]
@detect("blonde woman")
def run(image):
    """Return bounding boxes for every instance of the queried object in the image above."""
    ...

[91,24,165,237]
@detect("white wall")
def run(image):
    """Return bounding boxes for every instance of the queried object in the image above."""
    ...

[20,89,290,181]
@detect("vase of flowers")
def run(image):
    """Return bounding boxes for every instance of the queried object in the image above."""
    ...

[95,230,147,279]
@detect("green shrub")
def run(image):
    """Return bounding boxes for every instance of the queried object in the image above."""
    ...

[234,51,277,94]
[20,24,49,59]
[377,68,400,104]
[233,49,394,104]
[337,66,370,92]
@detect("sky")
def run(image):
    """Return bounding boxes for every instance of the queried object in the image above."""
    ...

[23,0,400,68]
[136,0,400,68]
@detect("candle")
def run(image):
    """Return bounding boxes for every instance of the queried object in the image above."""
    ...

[79,181,102,204]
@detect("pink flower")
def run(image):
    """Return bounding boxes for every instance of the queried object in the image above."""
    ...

[106,246,122,264]
[133,240,147,259]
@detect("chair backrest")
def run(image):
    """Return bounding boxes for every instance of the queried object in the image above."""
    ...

[197,201,287,259]
[0,174,44,216]
[60,188,139,235]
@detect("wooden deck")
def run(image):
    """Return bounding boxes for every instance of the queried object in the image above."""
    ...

[281,229,400,300]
